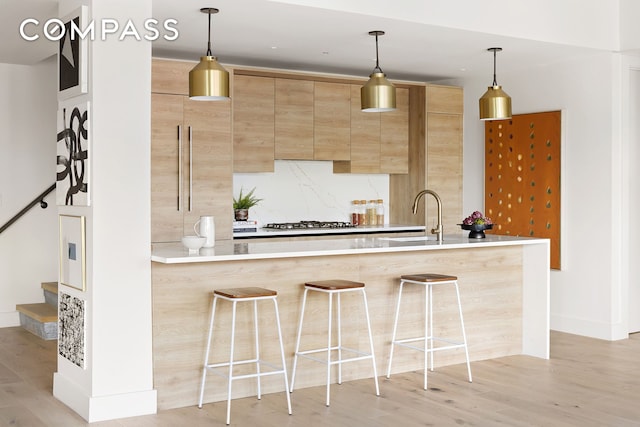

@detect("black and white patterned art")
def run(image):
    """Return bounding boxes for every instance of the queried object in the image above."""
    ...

[58,5,88,99]
[57,102,89,206]
[58,292,86,369]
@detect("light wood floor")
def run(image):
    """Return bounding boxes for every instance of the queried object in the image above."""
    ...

[1,327,639,426]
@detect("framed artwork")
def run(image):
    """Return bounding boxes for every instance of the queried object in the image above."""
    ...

[58,291,86,369]
[58,5,88,100]
[59,214,86,291]
[57,101,90,206]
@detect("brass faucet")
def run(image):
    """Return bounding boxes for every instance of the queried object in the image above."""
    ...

[412,189,443,242]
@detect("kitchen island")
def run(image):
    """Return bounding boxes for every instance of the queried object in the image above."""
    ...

[151,233,549,410]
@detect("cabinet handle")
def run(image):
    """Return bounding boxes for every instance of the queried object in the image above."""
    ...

[189,126,193,212]
[177,125,182,212]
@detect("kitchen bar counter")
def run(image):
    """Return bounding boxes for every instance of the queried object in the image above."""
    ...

[152,233,546,263]
[151,233,549,410]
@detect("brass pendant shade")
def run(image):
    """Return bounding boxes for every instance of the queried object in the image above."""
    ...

[479,85,511,120]
[189,56,229,100]
[361,31,396,112]
[479,48,511,120]
[189,8,230,101]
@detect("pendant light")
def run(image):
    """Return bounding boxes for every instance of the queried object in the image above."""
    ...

[479,47,512,120]
[361,30,396,112]
[189,7,229,101]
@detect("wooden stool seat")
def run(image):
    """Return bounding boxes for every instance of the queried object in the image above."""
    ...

[214,287,277,299]
[304,279,365,290]
[400,273,457,283]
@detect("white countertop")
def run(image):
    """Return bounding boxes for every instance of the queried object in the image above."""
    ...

[152,233,549,264]
[232,224,426,238]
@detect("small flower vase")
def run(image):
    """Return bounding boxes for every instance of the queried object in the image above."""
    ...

[460,223,493,239]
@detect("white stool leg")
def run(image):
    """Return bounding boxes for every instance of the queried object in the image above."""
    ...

[337,291,342,385]
[226,300,238,425]
[361,289,380,396]
[454,281,473,383]
[428,283,434,372]
[424,283,429,390]
[386,280,404,378]
[272,298,292,415]
[199,294,218,408]
[290,287,309,392]
[326,291,333,406]
[254,299,262,400]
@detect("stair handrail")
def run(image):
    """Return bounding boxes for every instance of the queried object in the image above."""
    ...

[0,183,56,235]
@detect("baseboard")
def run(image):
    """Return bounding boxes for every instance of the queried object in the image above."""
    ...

[551,313,628,341]
[0,311,20,328]
[53,372,157,422]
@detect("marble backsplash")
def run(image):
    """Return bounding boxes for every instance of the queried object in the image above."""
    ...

[233,160,389,225]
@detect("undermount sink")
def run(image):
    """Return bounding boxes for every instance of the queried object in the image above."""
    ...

[378,236,431,242]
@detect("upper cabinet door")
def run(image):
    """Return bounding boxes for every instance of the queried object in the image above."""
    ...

[346,84,381,173]
[275,78,314,160]
[233,75,275,172]
[380,87,409,174]
[313,81,350,161]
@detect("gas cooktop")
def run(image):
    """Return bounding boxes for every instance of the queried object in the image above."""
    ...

[263,220,355,230]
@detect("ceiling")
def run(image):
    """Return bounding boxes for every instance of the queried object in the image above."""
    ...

[2,0,607,83]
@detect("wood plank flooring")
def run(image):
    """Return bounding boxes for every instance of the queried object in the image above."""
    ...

[1,326,639,426]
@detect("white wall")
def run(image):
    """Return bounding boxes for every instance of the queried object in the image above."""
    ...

[456,50,630,340]
[624,57,640,332]
[0,58,58,327]
[620,0,640,51]
[233,160,389,225]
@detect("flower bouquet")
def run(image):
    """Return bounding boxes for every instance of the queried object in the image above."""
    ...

[459,211,493,238]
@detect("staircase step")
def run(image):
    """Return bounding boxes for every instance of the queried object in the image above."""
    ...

[41,281,58,294]
[41,281,58,307]
[16,303,57,340]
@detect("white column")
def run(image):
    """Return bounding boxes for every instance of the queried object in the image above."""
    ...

[53,0,156,421]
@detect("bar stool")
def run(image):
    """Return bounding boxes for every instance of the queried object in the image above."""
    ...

[198,287,292,425]
[386,274,472,390]
[290,279,380,406]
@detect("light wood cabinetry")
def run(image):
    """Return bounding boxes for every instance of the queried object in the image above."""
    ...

[389,84,463,233]
[334,86,409,174]
[151,59,192,95]
[233,75,275,172]
[231,72,409,173]
[275,78,314,160]
[151,93,232,242]
[313,81,351,160]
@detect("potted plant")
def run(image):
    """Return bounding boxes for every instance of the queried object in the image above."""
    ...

[233,187,263,221]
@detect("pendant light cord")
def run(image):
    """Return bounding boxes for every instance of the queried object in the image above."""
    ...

[492,48,498,86]
[206,10,212,56]
[373,32,383,73]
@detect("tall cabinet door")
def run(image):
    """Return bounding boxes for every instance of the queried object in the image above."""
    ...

[151,94,233,242]
[183,99,233,240]
[151,93,184,242]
